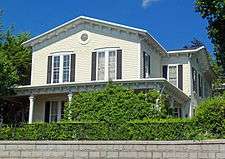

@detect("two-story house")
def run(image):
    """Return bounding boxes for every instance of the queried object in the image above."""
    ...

[15,16,213,123]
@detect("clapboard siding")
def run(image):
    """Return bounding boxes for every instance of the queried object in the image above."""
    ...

[31,26,140,86]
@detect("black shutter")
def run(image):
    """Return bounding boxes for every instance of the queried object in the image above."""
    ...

[178,65,183,90]
[70,54,76,82]
[61,101,65,119]
[47,56,52,84]
[117,50,122,79]
[44,101,50,123]
[91,52,97,81]
[162,65,168,79]
[143,52,146,78]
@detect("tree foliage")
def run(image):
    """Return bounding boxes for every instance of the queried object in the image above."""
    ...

[64,84,171,123]
[183,38,204,49]
[0,13,31,96]
[195,0,225,73]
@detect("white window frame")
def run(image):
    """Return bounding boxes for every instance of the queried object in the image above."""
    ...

[167,64,179,88]
[51,52,72,84]
[96,48,117,81]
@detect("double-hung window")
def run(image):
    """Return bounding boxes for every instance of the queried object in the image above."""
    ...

[96,49,117,81]
[51,54,71,83]
[162,64,183,90]
[49,101,59,122]
[45,101,65,123]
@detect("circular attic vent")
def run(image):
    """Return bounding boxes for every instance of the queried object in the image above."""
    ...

[79,32,90,45]
[81,33,88,42]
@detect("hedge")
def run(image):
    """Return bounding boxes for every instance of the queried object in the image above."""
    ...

[0,119,215,140]
[194,95,225,137]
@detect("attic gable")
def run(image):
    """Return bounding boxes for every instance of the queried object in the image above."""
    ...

[22,16,167,55]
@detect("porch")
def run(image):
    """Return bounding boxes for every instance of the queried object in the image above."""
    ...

[14,78,191,124]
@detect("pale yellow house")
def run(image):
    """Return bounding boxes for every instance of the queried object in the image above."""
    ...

[15,16,213,123]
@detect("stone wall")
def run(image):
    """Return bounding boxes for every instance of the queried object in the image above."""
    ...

[0,140,225,159]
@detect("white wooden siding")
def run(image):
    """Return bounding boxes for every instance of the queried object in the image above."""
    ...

[31,25,140,86]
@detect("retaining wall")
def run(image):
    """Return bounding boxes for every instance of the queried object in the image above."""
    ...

[0,140,225,159]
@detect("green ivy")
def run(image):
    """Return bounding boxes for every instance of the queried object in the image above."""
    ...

[64,83,170,123]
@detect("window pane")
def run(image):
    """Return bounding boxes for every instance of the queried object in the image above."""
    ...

[145,53,150,78]
[169,66,177,86]
[50,101,58,122]
[108,51,116,80]
[97,52,105,80]
[53,56,60,83]
[63,55,70,82]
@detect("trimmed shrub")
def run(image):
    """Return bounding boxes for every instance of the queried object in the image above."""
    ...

[0,119,206,140]
[64,84,170,123]
[194,95,225,136]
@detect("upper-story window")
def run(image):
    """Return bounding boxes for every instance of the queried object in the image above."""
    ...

[97,50,117,81]
[52,54,71,83]
[91,49,122,81]
[47,52,75,84]
[162,65,183,90]
[143,52,150,78]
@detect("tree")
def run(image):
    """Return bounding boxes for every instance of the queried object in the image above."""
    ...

[0,12,31,96]
[183,38,204,49]
[0,12,32,124]
[195,0,225,73]
[0,53,18,96]
[1,31,31,85]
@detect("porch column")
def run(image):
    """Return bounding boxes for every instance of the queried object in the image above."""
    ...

[67,93,73,121]
[28,95,34,124]
[68,93,73,104]
[186,101,193,118]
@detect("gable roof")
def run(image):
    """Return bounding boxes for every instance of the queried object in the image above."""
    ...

[168,46,214,78]
[22,16,167,55]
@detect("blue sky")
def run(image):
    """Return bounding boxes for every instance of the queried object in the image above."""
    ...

[1,0,213,55]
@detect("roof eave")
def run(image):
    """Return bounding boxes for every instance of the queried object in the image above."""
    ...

[22,16,149,47]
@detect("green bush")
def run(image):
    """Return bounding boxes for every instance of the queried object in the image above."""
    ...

[0,119,208,140]
[194,95,225,136]
[64,84,170,123]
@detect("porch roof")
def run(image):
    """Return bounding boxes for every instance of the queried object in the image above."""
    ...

[15,78,190,104]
